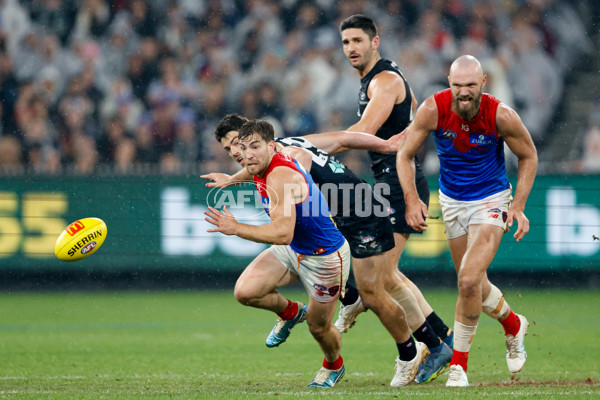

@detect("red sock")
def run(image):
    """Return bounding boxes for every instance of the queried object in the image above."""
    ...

[277,300,298,321]
[450,350,469,372]
[500,310,521,336]
[323,355,343,370]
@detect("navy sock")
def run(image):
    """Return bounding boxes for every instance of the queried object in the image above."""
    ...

[340,284,360,306]
[412,321,441,349]
[397,337,418,361]
[426,311,451,339]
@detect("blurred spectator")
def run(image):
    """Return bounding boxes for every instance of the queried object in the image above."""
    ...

[0,0,595,176]
[0,49,19,135]
[70,134,98,174]
[100,77,143,131]
[97,115,127,163]
[0,134,22,170]
[125,37,159,103]
[28,0,76,45]
[172,108,200,166]
[113,136,137,173]
[71,0,111,42]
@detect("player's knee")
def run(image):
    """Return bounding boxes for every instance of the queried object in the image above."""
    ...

[233,286,256,306]
[457,275,479,297]
[306,319,329,339]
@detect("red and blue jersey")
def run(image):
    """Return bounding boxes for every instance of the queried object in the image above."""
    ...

[433,89,510,201]
[254,153,345,255]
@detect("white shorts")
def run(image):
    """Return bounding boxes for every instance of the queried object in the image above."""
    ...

[439,188,513,240]
[268,240,351,303]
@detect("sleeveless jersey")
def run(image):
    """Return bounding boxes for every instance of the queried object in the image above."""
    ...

[433,89,510,201]
[358,58,424,179]
[254,152,345,255]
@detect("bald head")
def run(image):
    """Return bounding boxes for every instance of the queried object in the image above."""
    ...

[448,55,486,120]
[449,55,483,80]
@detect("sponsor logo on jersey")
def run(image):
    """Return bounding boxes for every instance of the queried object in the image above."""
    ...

[312,247,326,255]
[442,130,457,139]
[469,133,494,145]
[489,208,501,213]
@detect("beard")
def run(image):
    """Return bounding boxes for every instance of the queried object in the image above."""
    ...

[452,90,482,121]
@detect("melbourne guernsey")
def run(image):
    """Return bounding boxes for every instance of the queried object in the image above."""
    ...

[433,89,510,201]
[253,152,345,255]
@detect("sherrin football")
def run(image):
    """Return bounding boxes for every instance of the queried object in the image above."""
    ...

[54,218,107,262]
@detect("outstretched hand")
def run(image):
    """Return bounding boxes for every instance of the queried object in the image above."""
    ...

[204,206,238,235]
[201,173,232,188]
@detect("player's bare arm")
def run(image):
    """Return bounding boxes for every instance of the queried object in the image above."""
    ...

[202,168,252,188]
[347,71,405,135]
[496,103,538,242]
[204,167,300,245]
[396,96,438,232]
[302,130,398,155]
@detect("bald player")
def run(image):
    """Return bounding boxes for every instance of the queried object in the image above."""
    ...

[397,55,538,387]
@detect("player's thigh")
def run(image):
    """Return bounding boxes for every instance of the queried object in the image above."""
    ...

[236,247,299,295]
[387,232,409,270]
[448,235,468,274]
[460,224,504,276]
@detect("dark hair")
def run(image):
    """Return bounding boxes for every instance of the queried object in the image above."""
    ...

[339,14,377,39]
[238,119,274,143]
[214,114,249,142]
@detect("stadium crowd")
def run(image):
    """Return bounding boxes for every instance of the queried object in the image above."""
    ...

[0,0,594,176]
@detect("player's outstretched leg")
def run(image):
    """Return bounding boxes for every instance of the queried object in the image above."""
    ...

[390,341,430,387]
[265,301,307,348]
[334,284,367,333]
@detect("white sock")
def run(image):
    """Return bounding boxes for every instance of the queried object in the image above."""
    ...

[453,320,478,353]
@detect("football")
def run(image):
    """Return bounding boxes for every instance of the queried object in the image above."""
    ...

[54,218,108,262]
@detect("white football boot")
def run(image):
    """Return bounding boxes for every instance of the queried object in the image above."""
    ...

[506,314,529,373]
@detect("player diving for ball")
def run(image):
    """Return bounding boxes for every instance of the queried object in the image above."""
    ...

[203,114,453,386]
[205,119,351,388]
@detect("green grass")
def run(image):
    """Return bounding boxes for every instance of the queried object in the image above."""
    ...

[0,289,598,399]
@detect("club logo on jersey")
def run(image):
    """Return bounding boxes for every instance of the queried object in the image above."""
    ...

[388,207,395,215]
[502,211,508,223]
[328,160,346,174]
[442,130,457,139]
[361,236,375,244]
[470,133,494,145]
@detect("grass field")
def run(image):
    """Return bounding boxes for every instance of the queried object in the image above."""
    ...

[0,288,598,399]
